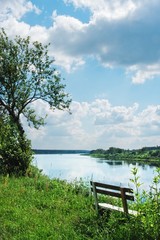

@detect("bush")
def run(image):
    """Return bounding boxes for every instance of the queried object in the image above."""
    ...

[130,167,160,240]
[0,120,33,176]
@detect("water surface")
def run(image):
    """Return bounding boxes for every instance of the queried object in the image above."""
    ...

[34,154,158,191]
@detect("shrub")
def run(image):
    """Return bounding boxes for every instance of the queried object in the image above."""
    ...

[0,120,33,176]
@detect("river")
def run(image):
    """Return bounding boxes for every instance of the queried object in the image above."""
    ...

[33,154,159,191]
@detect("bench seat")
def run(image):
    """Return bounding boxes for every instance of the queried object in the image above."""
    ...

[99,203,138,215]
[90,181,138,216]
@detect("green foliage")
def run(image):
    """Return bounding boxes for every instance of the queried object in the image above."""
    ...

[91,146,160,166]
[130,167,160,239]
[0,118,33,176]
[130,167,142,196]
[0,29,71,131]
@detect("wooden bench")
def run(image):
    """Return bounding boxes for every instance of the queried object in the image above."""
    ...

[90,181,138,216]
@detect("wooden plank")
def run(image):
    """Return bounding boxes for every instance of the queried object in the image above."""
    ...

[91,181,133,193]
[99,203,124,212]
[92,182,99,215]
[123,187,134,193]
[120,187,128,214]
[91,187,134,201]
[91,181,121,191]
[99,203,138,216]
[94,188,122,198]
[90,181,137,215]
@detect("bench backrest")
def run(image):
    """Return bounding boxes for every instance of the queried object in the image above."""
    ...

[90,181,134,214]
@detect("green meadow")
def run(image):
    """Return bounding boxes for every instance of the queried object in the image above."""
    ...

[0,167,160,240]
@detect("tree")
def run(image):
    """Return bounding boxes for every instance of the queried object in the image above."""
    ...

[0,29,71,136]
[0,29,71,175]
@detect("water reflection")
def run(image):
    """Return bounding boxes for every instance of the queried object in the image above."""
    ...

[96,159,123,165]
[96,159,156,169]
[33,154,158,191]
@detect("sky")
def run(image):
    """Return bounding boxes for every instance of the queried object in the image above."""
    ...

[0,0,160,150]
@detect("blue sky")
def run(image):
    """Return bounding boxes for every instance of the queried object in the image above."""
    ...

[0,0,160,150]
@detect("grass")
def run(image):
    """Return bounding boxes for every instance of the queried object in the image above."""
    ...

[0,167,160,240]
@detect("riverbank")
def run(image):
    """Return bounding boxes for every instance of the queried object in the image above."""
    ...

[0,167,160,240]
[90,147,160,167]
[90,153,160,167]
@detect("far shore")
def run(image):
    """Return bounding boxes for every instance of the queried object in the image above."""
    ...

[90,154,160,167]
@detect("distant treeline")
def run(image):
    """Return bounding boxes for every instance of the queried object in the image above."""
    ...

[90,146,160,166]
[33,149,90,154]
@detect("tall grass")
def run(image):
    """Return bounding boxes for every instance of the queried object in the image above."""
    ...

[0,167,159,240]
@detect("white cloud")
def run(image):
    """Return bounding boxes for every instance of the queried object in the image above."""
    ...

[0,0,47,43]
[92,100,138,125]
[65,0,137,20]
[49,0,160,80]
[0,17,49,44]
[24,99,160,150]
[128,64,160,84]
[48,13,86,71]
[138,105,160,127]
[1,0,160,82]
[0,0,40,20]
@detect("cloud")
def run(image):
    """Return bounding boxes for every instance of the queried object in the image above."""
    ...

[65,0,137,20]
[128,64,160,84]
[138,105,160,127]
[49,0,160,82]
[0,0,160,82]
[24,99,160,150]
[94,102,139,125]
[0,0,40,20]
[0,0,47,42]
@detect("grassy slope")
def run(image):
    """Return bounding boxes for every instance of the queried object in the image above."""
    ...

[0,175,101,240]
[0,172,159,240]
